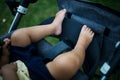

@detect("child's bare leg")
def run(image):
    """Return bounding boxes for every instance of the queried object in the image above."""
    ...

[75,25,94,50]
[52,9,66,35]
[11,9,66,47]
[46,25,94,80]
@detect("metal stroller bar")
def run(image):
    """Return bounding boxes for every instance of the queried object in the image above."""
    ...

[100,41,120,80]
[8,0,37,33]
[8,10,25,33]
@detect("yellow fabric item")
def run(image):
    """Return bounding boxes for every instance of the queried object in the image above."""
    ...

[0,60,30,80]
[15,60,31,80]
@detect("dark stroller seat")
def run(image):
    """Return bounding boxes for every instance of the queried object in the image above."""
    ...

[36,0,120,79]
[36,17,101,80]
[2,0,120,80]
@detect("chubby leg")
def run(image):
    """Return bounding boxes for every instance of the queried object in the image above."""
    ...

[46,25,94,80]
[11,9,66,47]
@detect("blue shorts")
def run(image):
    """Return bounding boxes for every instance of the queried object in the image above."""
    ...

[10,44,55,80]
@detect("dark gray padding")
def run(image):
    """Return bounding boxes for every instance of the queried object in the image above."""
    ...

[36,40,71,60]
[56,0,120,79]
[72,70,88,80]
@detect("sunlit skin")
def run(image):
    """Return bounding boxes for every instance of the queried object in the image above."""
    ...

[0,9,94,80]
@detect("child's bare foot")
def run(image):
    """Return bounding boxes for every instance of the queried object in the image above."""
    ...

[75,25,94,50]
[52,9,66,35]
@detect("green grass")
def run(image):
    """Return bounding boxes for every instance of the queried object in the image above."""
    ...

[89,0,120,12]
[0,0,13,35]
[0,0,120,80]
[0,0,58,36]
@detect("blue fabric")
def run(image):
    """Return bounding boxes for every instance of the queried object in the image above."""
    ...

[10,44,55,80]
